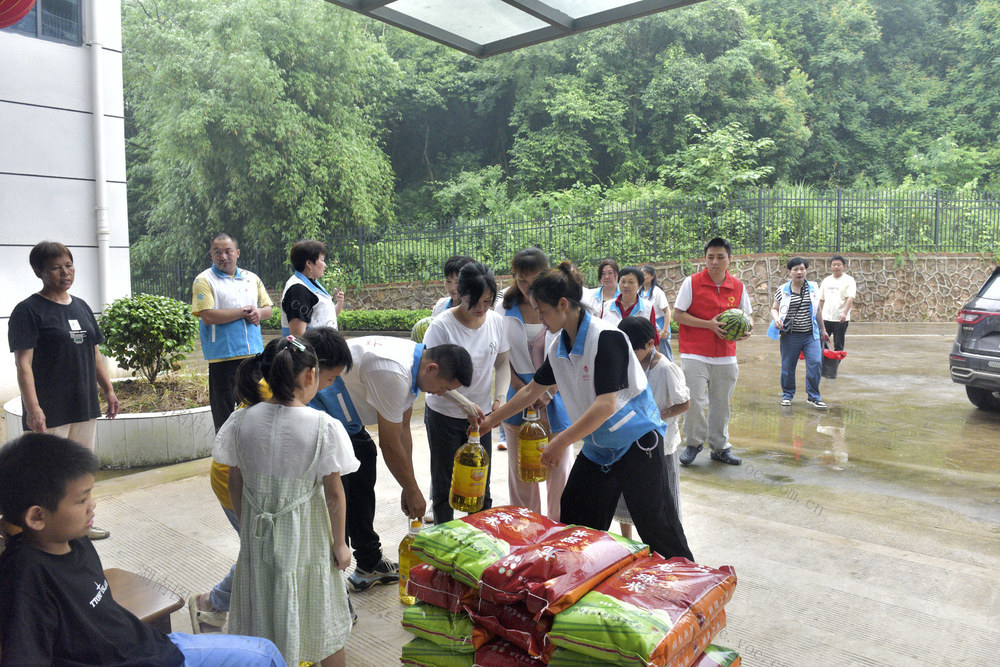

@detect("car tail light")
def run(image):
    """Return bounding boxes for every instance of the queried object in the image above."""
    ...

[950,354,966,362]
[957,309,992,324]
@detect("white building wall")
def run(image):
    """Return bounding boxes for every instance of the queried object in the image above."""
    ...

[0,0,129,402]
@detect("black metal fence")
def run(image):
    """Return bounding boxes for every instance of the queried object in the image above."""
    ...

[132,187,1000,298]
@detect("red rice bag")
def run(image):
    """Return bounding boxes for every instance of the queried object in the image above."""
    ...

[464,598,554,661]
[412,506,564,588]
[408,562,477,613]
[479,525,649,618]
[473,639,541,667]
[548,555,737,666]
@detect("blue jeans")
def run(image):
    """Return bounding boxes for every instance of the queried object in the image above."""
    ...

[209,506,240,611]
[168,632,286,666]
[779,332,822,402]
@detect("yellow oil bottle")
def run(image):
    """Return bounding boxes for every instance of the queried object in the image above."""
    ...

[398,518,422,605]
[449,428,489,512]
[517,408,549,483]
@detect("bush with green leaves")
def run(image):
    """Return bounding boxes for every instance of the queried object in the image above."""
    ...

[99,294,199,384]
[338,309,431,332]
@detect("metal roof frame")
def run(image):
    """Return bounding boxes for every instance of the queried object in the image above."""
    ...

[326,0,708,58]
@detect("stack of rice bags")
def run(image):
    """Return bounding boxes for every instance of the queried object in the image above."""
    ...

[400,506,740,667]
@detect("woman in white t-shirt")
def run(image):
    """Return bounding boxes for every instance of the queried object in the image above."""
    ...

[641,265,673,360]
[496,248,574,521]
[422,262,511,524]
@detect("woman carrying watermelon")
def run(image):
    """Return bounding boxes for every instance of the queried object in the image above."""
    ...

[768,257,829,410]
[479,262,692,561]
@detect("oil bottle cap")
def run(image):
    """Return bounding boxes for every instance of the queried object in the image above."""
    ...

[409,519,422,531]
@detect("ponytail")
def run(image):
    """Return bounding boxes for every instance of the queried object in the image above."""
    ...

[530,261,585,311]
[236,336,318,406]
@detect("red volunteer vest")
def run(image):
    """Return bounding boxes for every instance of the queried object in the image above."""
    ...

[678,269,745,358]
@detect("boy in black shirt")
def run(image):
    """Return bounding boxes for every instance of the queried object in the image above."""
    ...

[0,433,286,666]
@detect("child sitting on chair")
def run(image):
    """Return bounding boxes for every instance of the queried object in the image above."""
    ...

[0,432,286,666]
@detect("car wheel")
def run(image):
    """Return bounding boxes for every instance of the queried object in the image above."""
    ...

[966,386,1000,411]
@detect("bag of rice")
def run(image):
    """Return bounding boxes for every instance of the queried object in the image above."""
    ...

[548,555,737,666]
[546,610,727,667]
[479,525,649,617]
[401,637,475,667]
[690,644,741,667]
[463,598,553,660]
[412,506,563,588]
[473,639,543,666]
[408,563,476,613]
[402,602,491,652]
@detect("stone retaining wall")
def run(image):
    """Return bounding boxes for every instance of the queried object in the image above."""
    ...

[336,254,995,322]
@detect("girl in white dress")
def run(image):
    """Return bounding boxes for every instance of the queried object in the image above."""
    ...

[213,336,359,666]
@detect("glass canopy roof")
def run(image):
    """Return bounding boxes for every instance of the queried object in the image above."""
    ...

[325,0,708,58]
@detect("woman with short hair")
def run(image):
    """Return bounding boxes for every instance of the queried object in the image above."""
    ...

[281,240,344,336]
[8,241,120,539]
[768,257,829,409]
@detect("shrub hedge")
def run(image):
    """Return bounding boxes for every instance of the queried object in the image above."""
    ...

[338,309,432,331]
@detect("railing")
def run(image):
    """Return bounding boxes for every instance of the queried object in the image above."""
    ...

[132,187,1000,297]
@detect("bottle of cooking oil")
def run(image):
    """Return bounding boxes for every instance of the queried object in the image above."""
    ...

[398,518,422,605]
[518,408,549,483]
[449,428,489,512]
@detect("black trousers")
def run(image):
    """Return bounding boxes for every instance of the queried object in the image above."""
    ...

[823,320,849,351]
[425,406,493,524]
[343,429,384,570]
[560,434,693,561]
[208,358,244,432]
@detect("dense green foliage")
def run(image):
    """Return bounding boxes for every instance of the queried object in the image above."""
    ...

[123,0,1000,284]
[99,294,199,384]
[123,0,397,270]
[338,309,432,332]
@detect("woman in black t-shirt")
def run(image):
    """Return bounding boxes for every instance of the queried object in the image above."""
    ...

[7,242,120,539]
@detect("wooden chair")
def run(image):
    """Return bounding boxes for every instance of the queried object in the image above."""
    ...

[104,568,185,633]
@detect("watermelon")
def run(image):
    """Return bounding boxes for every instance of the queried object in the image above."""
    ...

[717,308,751,341]
[411,316,433,343]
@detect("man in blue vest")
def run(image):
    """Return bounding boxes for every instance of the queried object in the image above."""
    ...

[192,233,274,431]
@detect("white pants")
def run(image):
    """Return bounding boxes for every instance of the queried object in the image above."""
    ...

[47,419,98,451]
[681,359,738,452]
[502,421,574,522]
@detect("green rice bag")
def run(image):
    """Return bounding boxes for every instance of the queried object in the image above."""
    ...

[400,637,475,667]
[401,602,490,652]
[691,644,742,667]
[411,507,562,588]
[548,647,616,665]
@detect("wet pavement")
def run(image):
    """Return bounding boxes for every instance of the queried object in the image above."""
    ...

[708,322,1000,526]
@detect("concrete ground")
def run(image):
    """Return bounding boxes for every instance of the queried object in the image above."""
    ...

[62,324,1000,665]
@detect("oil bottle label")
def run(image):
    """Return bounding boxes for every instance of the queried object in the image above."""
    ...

[519,438,547,464]
[452,462,487,498]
